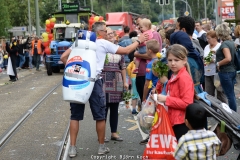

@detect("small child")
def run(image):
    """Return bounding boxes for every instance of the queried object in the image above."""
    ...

[133,18,153,74]
[126,58,140,114]
[174,103,221,160]
[142,39,159,102]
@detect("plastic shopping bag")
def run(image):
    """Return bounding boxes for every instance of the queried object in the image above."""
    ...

[7,57,15,76]
[143,103,177,160]
[137,96,156,134]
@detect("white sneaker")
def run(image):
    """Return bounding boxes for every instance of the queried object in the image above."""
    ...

[98,144,110,155]
[68,146,77,158]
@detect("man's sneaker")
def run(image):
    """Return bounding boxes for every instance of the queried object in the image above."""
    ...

[132,109,138,115]
[139,136,149,145]
[68,146,77,158]
[98,144,110,155]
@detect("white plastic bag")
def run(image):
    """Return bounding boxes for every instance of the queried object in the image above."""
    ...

[7,57,15,76]
[137,95,156,134]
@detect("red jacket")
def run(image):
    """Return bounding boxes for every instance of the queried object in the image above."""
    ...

[165,67,194,126]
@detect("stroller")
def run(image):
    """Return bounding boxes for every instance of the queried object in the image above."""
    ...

[195,93,240,159]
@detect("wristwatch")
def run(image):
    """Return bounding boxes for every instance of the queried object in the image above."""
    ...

[136,39,141,45]
[216,62,220,67]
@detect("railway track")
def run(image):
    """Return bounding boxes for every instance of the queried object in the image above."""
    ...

[0,71,70,160]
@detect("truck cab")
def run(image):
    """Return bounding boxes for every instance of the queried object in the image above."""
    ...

[105,12,139,38]
[45,4,95,75]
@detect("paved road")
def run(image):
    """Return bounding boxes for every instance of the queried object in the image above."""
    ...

[0,68,239,159]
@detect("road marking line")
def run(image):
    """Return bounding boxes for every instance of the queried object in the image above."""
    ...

[128,125,139,130]
[125,119,136,123]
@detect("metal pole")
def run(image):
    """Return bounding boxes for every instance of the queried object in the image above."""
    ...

[122,0,123,12]
[220,0,222,23]
[186,0,188,12]
[34,0,40,36]
[215,0,219,25]
[84,0,86,6]
[198,0,200,20]
[90,0,93,11]
[173,0,176,18]
[204,0,207,22]
[162,5,164,21]
[28,0,31,35]
[58,0,62,11]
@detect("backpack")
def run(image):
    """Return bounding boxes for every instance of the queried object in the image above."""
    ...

[197,33,208,50]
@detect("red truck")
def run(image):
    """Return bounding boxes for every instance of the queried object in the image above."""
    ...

[105,12,139,38]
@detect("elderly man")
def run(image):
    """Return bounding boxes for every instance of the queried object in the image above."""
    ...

[61,22,148,158]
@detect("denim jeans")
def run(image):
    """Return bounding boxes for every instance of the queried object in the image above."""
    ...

[29,55,33,68]
[218,72,237,111]
[33,54,40,70]
[19,54,25,68]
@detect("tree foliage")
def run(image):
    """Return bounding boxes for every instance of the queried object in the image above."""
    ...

[0,0,11,36]
[1,0,237,37]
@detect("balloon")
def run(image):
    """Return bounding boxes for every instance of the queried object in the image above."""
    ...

[50,17,56,23]
[43,42,49,47]
[50,22,55,28]
[46,23,51,28]
[88,18,94,25]
[42,38,49,42]
[48,34,53,39]
[94,16,99,22]
[99,16,104,21]
[44,47,51,55]
[46,20,50,24]
[42,32,48,38]
[46,28,51,33]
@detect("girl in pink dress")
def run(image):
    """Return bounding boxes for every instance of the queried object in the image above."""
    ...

[133,18,153,73]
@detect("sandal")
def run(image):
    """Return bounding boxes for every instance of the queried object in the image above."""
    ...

[111,136,123,141]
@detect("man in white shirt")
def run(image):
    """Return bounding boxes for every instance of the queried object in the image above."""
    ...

[195,21,208,50]
[195,21,206,37]
[61,22,147,158]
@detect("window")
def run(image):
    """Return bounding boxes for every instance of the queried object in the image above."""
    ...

[55,17,64,24]
[107,25,122,31]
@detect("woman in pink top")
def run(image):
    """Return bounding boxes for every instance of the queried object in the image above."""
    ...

[133,18,153,73]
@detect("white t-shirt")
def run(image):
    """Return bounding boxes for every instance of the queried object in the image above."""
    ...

[197,30,206,38]
[70,39,119,75]
[234,38,240,45]
[203,43,221,76]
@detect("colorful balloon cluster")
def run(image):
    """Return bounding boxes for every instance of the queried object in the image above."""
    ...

[41,17,56,55]
[88,16,104,31]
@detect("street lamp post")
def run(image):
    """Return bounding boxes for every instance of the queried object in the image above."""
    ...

[173,0,192,17]
[90,0,93,11]
[204,0,207,21]
[173,0,176,18]
[122,0,124,12]
[34,0,40,36]
[28,0,31,35]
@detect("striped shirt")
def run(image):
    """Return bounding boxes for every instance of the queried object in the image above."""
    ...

[174,129,221,160]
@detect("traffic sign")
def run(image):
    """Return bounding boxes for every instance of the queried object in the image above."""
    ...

[8,27,27,32]
[184,11,189,16]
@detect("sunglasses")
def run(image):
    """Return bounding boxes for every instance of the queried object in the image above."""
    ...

[100,30,107,33]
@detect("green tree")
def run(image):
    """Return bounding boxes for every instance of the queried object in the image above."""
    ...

[0,0,11,36]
